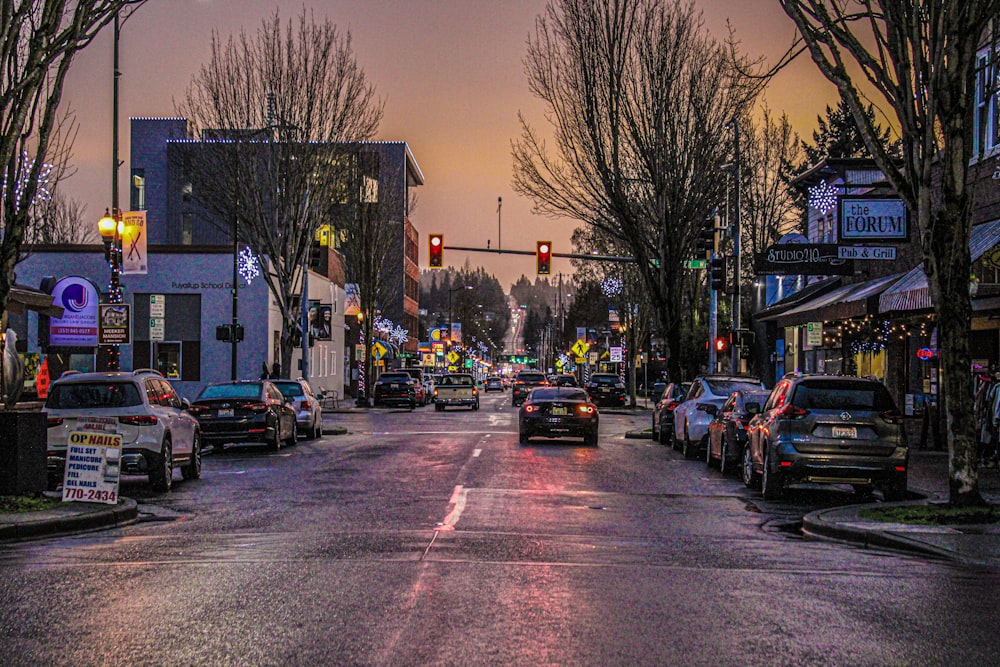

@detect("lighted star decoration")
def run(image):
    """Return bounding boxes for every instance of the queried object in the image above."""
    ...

[237,246,260,284]
[601,275,623,298]
[808,182,838,214]
[1,152,53,208]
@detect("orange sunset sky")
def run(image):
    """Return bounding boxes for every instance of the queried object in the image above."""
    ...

[60,0,838,288]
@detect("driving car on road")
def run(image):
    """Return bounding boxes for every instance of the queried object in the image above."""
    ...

[189,380,297,451]
[705,389,771,475]
[651,381,690,445]
[433,373,480,410]
[512,370,548,406]
[745,374,908,501]
[373,371,417,409]
[585,372,626,407]
[44,369,201,492]
[484,376,504,392]
[673,375,765,459]
[551,374,579,387]
[270,378,323,439]
[518,387,599,446]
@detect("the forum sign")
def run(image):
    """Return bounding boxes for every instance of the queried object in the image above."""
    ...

[838,196,908,242]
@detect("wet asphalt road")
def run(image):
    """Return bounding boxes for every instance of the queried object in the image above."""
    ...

[1,391,998,666]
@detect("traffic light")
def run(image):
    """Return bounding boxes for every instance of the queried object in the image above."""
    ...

[698,221,716,256]
[429,234,444,268]
[537,241,552,275]
[710,256,726,291]
[309,241,323,269]
[714,336,727,353]
[730,329,755,348]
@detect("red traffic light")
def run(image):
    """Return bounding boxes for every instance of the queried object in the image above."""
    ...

[537,241,552,275]
[429,234,444,268]
[714,337,727,353]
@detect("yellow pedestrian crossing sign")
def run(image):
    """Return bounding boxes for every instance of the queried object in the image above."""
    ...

[446,350,460,365]
[571,339,590,357]
[371,340,388,360]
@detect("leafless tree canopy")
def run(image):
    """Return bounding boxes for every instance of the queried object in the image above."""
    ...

[1,1,143,331]
[512,0,763,377]
[741,106,802,257]
[177,7,383,374]
[26,189,98,245]
[779,0,1000,505]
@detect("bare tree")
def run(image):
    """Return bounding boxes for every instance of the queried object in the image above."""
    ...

[779,0,1000,506]
[177,7,383,375]
[26,190,98,245]
[1,1,143,342]
[512,0,762,380]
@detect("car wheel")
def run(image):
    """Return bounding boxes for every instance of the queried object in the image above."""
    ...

[584,429,598,447]
[741,444,759,488]
[149,438,173,492]
[761,447,784,500]
[472,401,480,411]
[519,429,530,444]
[705,436,716,467]
[409,400,416,410]
[682,425,697,459]
[269,419,282,451]
[651,415,657,441]
[313,416,323,439]
[181,431,202,481]
[284,419,297,447]
[882,474,907,501]
[718,437,730,476]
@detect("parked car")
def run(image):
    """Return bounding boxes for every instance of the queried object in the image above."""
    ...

[433,373,480,410]
[673,375,765,459]
[372,371,417,408]
[44,369,201,492]
[484,376,504,392]
[423,374,438,402]
[519,387,599,446]
[705,389,772,474]
[585,372,626,407]
[270,378,323,439]
[512,370,548,406]
[745,374,908,501]
[651,382,690,445]
[401,367,428,406]
[189,380,297,451]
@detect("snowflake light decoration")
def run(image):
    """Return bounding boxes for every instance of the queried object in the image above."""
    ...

[373,315,409,346]
[237,246,260,285]
[601,275,623,298]
[808,182,838,214]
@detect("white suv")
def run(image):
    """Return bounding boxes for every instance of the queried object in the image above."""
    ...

[43,369,201,492]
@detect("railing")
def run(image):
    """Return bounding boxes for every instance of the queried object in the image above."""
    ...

[317,389,340,410]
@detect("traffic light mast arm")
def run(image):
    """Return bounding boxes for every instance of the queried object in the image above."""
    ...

[442,244,635,262]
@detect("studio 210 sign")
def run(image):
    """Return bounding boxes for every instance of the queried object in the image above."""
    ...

[839,196,909,242]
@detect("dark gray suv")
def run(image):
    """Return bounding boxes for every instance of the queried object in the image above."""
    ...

[745,375,908,501]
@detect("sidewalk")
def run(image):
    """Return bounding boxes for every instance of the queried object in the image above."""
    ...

[802,450,1000,567]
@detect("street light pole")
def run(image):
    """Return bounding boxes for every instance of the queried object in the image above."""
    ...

[731,118,742,372]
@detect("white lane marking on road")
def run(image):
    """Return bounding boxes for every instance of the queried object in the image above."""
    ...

[437,485,468,531]
[473,448,482,457]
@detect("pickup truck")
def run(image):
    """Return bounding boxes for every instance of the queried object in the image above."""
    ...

[433,373,480,411]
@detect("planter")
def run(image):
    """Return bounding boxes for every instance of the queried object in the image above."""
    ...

[0,412,47,495]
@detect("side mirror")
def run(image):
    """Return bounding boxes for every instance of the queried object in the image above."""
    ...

[182,398,192,410]
[745,401,761,415]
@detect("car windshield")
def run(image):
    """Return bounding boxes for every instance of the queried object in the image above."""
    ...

[198,383,262,400]
[441,375,473,386]
[271,382,304,397]
[792,380,897,411]
[46,382,143,409]
[705,379,762,396]
[531,388,588,402]
[518,373,546,383]
[740,391,772,408]
[379,374,411,382]
[590,375,618,385]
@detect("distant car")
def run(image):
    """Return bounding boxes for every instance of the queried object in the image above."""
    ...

[433,373,480,410]
[651,382,690,445]
[551,374,579,387]
[401,367,428,406]
[190,380,297,451]
[673,375,765,459]
[484,376,504,392]
[512,370,548,406]
[44,369,201,492]
[705,389,771,474]
[519,387,599,446]
[270,378,323,439]
[373,371,417,408]
[745,375,908,501]
[585,372,626,407]
[501,377,511,389]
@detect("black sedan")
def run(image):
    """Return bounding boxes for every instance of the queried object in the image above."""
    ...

[705,389,771,475]
[651,381,690,445]
[518,387,599,446]
[189,380,297,451]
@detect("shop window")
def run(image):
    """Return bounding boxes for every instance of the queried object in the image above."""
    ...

[974,48,1000,158]
[131,169,145,210]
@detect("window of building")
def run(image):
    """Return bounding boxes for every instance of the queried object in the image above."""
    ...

[974,48,1000,158]
[154,342,182,378]
[182,213,193,245]
[131,169,145,210]
[132,293,201,381]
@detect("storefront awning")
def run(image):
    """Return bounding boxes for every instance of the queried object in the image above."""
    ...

[753,277,841,322]
[879,218,1000,314]
[759,273,904,328]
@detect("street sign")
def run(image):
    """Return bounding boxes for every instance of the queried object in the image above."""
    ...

[149,317,164,341]
[837,245,897,260]
[571,339,590,357]
[806,321,823,347]
[683,259,707,269]
[371,340,388,360]
[99,304,131,345]
[149,294,165,318]
[446,350,460,364]
[610,346,623,362]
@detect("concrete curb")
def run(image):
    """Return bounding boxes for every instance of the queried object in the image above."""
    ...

[0,497,138,542]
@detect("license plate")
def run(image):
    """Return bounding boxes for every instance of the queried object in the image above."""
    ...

[552,406,567,415]
[391,383,399,389]
[218,408,234,418]
[832,426,857,439]
[599,387,609,392]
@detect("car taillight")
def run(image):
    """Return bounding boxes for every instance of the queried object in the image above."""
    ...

[472,387,478,395]
[245,402,270,413]
[666,400,680,410]
[188,404,208,415]
[577,405,595,414]
[47,417,63,427]
[524,404,537,413]
[778,403,808,418]
[433,389,439,397]
[301,400,311,410]
[119,415,158,426]
[881,410,903,424]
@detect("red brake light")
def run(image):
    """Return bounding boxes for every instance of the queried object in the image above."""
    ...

[666,400,680,410]
[881,410,903,424]
[245,402,270,413]
[577,405,595,414]
[778,403,808,418]
[119,415,158,426]
[188,404,208,415]
[524,404,537,413]
[300,400,311,410]
[47,417,64,427]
